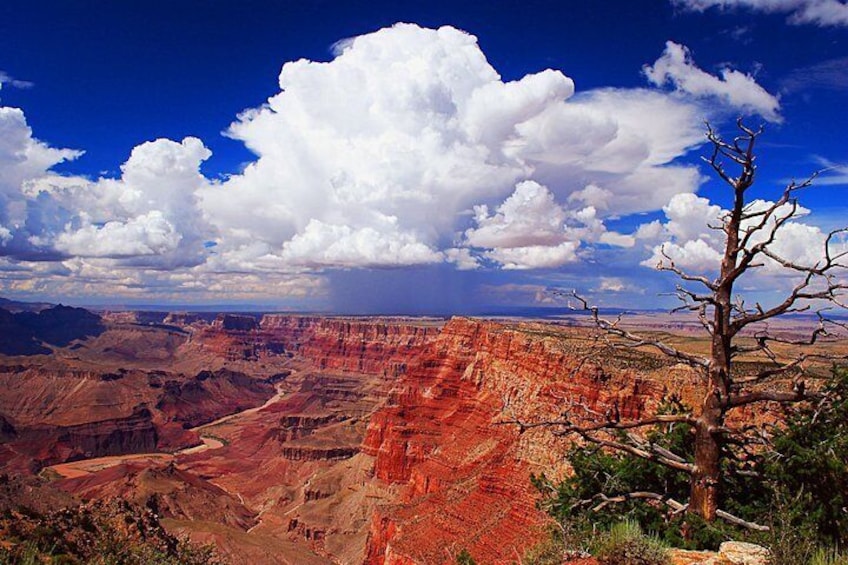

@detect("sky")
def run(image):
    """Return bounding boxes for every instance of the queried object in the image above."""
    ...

[0,0,847,314]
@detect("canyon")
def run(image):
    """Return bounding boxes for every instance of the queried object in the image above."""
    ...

[0,305,740,563]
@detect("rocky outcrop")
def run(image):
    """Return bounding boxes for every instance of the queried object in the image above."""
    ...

[0,305,104,355]
[58,460,257,530]
[669,542,770,565]
[213,314,259,332]
[155,369,276,429]
[260,316,441,377]
[3,406,158,472]
[17,305,105,348]
[281,445,359,461]
[193,315,440,372]
[363,317,679,565]
[275,414,341,442]
[0,414,16,442]
[0,495,215,563]
[162,312,205,326]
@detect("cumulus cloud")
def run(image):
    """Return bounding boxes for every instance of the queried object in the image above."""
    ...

[464,181,568,249]
[640,192,846,276]
[0,107,83,257]
[199,23,709,272]
[55,211,182,258]
[460,180,635,269]
[280,219,442,268]
[673,0,848,27]
[28,136,214,268]
[484,242,580,270]
[597,277,644,293]
[644,41,782,122]
[5,22,793,303]
[444,247,480,270]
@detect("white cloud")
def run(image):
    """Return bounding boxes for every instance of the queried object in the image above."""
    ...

[55,211,182,257]
[662,192,725,244]
[641,192,847,276]
[0,107,83,252]
[3,23,757,303]
[644,41,782,122]
[646,238,726,272]
[810,158,848,186]
[280,218,442,268]
[484,241,580,270]
[464,181,568,249]
[597,277,644,293]
[673,0,848,27]
[444,247,480,270]
[30,136,215,268]
[461,181,636,269]
[0,71,34,90]
[199,23,707,272]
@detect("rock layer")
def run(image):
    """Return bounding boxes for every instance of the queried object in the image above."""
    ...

[362,318,676,564]
[2,312,726,565]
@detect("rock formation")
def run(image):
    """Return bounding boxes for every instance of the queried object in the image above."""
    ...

[1,309,736,564]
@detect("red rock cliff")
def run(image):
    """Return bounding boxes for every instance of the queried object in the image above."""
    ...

[363,317,675,565]
[195,315,441,374]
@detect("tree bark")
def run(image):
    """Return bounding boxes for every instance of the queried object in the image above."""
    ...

[689,406,722,521]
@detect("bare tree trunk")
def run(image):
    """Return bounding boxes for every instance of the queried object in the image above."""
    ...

[689,404,722,520]
[689,289,732,522]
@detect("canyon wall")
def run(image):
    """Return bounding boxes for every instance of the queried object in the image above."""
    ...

[362,317,688,565]
[0,364,277,472]
[195,315,441,376]
[1,312,709,564]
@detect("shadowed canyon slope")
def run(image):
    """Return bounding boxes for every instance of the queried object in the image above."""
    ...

[0,306,724,563]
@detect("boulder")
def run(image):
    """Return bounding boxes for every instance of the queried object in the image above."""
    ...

[719,541,770,565]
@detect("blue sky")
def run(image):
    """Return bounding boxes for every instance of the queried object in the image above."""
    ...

[0,0,846,313]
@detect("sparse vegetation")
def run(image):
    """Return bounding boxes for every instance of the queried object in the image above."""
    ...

[0,499,222,565]
[456,548,477,565]
[811,547,848,565]
[591,520,669,565]
[521,534,569,565]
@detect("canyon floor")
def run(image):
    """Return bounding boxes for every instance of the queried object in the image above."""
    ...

[0,305,842,564]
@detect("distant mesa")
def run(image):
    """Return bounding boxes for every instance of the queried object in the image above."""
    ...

[0,297,53,314]
[0,298,105,355]
[162,311,204,326]
[213,313,259,332]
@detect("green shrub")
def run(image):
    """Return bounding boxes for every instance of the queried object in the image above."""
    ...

[810,547,848,565]
[762,368,848,546]
[521,519,596,565]
[456,548,477,565]
[591,520,669,565]
[760,488,819,565]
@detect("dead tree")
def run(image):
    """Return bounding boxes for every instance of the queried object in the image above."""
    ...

[514,121,848,529]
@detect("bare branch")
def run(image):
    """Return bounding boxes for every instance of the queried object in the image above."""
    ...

[716,509,770,531]
[728,381,818,408]
[573,491,769,531]
[500,413,696,434]
[657,247,719,291]
[564,290,709,370]
[566,428,695,474]
[571,491,687,513]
